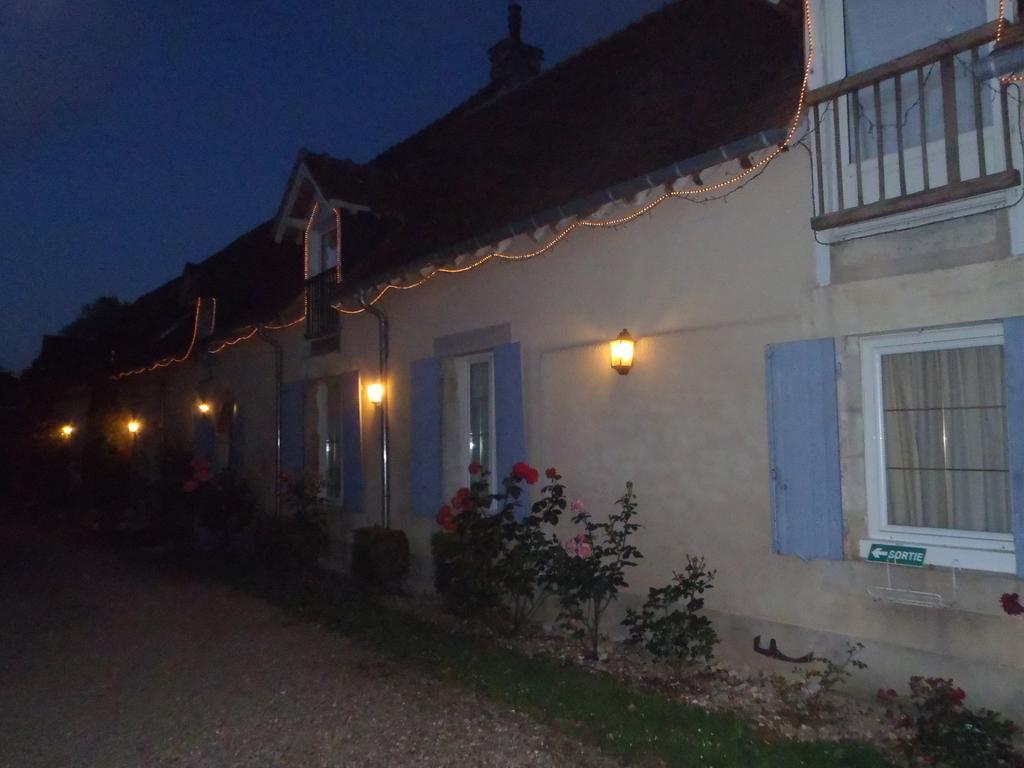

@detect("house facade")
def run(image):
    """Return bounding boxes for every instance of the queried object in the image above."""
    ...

[90,0,1024,713]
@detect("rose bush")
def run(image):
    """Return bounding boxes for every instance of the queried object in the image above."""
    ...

[432,461,556,630]
[547,481,643,660]
[879,677,1023,767]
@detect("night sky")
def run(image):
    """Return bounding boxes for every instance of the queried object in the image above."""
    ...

[0,0,670,373]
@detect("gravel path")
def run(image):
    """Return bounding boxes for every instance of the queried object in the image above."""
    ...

[0,524,612,767]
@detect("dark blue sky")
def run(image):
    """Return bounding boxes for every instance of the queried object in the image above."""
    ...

[0,0,668,372]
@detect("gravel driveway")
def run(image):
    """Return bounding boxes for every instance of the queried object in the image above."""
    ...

[0,523,610,767]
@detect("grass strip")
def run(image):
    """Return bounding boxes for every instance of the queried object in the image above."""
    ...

[193,556,891,768]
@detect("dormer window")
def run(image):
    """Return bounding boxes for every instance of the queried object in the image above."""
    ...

[319,224,338,276]
[808,1,1020,239]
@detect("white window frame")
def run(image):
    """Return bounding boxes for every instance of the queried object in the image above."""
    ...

[810,0,1022,246]
[456,351,497,488]
[860,323,1015,573]
[315,380,343,503]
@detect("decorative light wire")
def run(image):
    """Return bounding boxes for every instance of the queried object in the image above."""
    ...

[997,0,1024,83]
[208,326,259,354]
[209,297,217,336]
[112,297,204,379]
[334,207,342,283]
[304,201,320,316]
[332,0,815,315]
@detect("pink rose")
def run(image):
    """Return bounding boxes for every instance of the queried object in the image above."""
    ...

[571,499,585,514]
[564,532,592,558]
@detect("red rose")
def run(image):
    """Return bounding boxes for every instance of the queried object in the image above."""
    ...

[545,467,558,479]
[468,463,483,475]
[436,505,456,532]
[1002,593,1024,616]
[451,487,473,512]
[512,461,540,485]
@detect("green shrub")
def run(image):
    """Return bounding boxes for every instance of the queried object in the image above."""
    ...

[351,526,410,593]
[770,642,868,724]
[878,677,1022,767]
[185,459,254,547]
[622,555,718,670]
[257,471,331,571]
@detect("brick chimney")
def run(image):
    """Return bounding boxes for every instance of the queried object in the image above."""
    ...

[488,3,543,90]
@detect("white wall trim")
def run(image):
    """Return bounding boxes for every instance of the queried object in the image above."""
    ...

[819,186,1020,244]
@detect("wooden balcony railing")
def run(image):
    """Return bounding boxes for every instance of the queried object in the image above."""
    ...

[807,21,1021,231]
[305,269,340,339]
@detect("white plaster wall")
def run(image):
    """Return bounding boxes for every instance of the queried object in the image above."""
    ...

[312,151,1024,714]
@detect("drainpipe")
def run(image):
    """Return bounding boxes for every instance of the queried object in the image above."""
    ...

[256,326,283,518]
[360,294,391,528]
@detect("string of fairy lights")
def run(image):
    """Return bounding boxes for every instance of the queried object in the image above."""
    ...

[123,0,1012,378]
[998,0,1024,83]
[111,297,207,380]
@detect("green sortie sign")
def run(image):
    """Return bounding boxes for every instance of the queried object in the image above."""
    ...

[866,543,927,567]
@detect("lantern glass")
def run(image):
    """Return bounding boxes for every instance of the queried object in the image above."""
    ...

[60,424,75,438]
[127,419,141,434]
[197,401,211,414]
[609,329,635,374]
[366,382,384,405]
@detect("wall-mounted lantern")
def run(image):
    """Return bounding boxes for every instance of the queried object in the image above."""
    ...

[609,329,636,375]
[59,424,75,439]
[366,381,385,405]
[196,400,212,415]
[127,419,141,435]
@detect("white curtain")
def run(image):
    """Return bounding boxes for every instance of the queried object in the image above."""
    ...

[882,345,1008,533]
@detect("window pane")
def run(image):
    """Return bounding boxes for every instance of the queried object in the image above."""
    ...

[844,1,986,74]
[324,380,342,499]
[468,360,491,475]
[844,1,990,161]
[881,345,1008,533]
[320,228,338,273]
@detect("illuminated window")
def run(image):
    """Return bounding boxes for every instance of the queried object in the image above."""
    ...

[861,324,1013,571]
[319,226,338,275]
[315,379,343,501]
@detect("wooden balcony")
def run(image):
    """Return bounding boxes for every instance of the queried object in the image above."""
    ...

[807,21,1021,232]
[305,268,340,340]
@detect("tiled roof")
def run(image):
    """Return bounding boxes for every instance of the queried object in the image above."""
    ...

[116,220,302,371]
[302,0,802,284]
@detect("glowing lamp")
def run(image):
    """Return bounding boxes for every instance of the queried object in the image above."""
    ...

[366,382,384,405]
[127,419,141,435]
[59,424,75,439]
[197,401,212,414]
[609,329,635,375]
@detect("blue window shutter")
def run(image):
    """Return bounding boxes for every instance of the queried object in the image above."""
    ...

[281,380,305,478]
[339,370,364,515]
[1004,317,1024,578]
[194,417,215,464]
[410,356,442,517]
[764,337,844,560]
[494,342,526,480]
